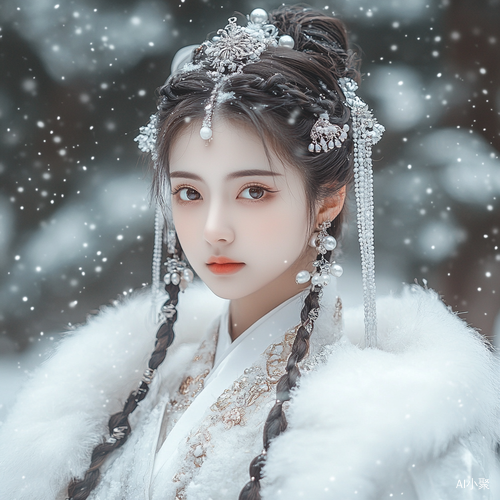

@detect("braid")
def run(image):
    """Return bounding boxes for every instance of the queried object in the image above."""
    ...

[238,243,333,500]
[67,239,182,500]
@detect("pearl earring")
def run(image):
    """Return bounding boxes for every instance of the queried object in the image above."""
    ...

[296,221,343,287]
[163,229,194,293]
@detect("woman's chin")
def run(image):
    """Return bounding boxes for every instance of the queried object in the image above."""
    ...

[203,282,255,301]
[200,275,266,301]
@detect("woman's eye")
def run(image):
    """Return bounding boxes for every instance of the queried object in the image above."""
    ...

[179,188,201,201]
[240,186,265,200]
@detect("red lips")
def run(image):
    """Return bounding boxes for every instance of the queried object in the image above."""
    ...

[206,257,245,275]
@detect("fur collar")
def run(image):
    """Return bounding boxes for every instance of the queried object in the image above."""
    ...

[0,284,226,500]
[0,284,498,499]
[263,286,500,498]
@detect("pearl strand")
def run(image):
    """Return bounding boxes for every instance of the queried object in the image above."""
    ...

[353,110,377,348]
[151,204,164,304]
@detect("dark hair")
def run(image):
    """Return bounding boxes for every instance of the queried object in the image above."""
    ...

[67,5,359,499]
[153,5,360,237]
[66,237,183,499]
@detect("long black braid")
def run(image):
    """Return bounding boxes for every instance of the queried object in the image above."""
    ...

[67,235,183,500]
[238,238,334,500]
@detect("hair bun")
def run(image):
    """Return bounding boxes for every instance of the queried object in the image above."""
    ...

[270,5,360,83]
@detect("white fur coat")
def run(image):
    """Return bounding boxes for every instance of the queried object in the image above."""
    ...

[0,284,499,500]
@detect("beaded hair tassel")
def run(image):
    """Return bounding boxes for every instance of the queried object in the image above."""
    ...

[338,77,384,348]
[151,204,164,307]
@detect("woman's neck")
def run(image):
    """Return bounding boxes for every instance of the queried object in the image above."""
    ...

[228,264,310,341]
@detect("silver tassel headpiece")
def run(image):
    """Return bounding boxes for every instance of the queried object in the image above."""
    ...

[338,77,385,348]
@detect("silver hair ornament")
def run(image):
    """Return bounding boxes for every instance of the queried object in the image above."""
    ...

[142,368,156,385]
[303,307,321,333]
[134,113,158,163]
[106,425,128,444]
[166,228,177,255]
[152,212,193,323]
[198,9,294,141]
[151,205,164,305]
[308,112,349,153]
[338,76,385,349]
[163,257,194,291]
[133,45,200,163]
[295,221,343,289]
[132,11,292,146]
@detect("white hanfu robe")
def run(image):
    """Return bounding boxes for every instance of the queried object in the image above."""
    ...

[0,282,499,500]
[151,289,312,499]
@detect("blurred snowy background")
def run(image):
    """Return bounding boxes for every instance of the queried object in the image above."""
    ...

[0,0,498,421]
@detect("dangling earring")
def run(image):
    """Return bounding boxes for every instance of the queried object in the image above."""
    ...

[163,229,194,293]
[295,221,343,288]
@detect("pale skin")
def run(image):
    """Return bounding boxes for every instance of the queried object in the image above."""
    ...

[169,119,346,341]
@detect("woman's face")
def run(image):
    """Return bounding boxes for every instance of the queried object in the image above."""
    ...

[169,119,316,300]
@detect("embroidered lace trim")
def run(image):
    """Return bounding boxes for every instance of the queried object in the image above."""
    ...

[171,325,336,499]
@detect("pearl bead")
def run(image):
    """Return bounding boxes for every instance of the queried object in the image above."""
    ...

[331,263,343,277]
[171,272,180,286]
[311,273,322,286]
[200,126,212,140]
[163,273,171,285]
[278,35,295,49]
[250,8,268,24]
[295,270,310,284]
[323,235,337,251]
[309,233,318,248]
[182,268,194,283]
[322,274,331,286]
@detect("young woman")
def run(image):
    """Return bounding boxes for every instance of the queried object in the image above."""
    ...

[1,6,498,500]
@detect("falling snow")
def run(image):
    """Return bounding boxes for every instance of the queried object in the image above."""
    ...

[0,0,499,423]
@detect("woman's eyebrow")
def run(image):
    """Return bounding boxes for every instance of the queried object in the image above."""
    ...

[169,171,202,180]
[226,169,283,180]
[169,169,283,181]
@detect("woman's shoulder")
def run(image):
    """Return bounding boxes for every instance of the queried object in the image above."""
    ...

[263,285,500,498]
[333,285,499,436]
[2,282,227,418]
[0,282,226,499]
[342,284,494,351]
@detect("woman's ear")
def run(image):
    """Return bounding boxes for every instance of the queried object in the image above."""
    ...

[315,185,347,227]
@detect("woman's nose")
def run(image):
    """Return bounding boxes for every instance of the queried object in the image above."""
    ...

[203,201,235,245]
